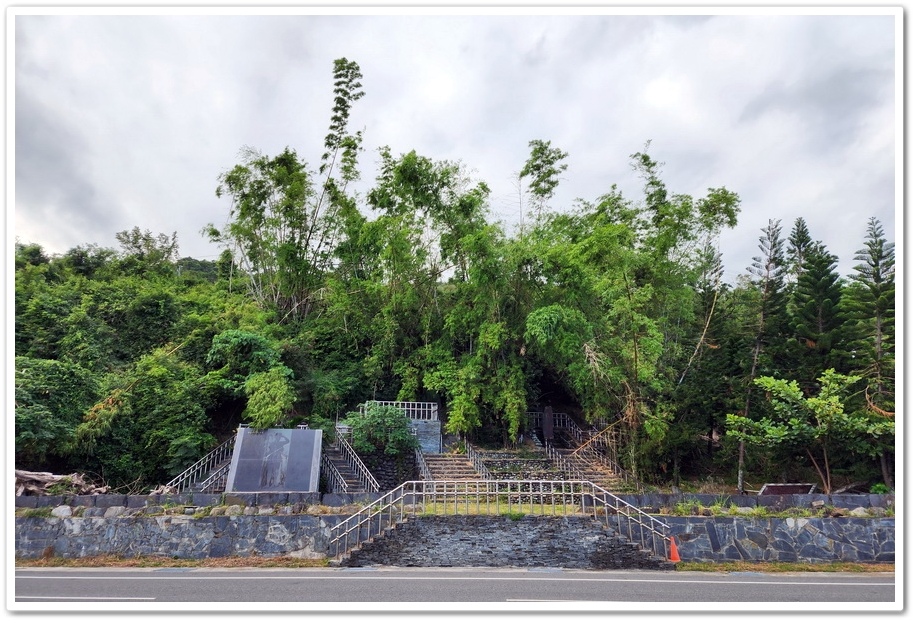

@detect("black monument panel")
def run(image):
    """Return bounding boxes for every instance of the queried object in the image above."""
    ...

[225,427,322,492]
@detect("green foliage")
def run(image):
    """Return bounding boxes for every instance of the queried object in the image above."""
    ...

[344,404,419,456]
[12,57,894,494]
[726,369,894,493]
[15,357,101,466]
[243,366,296,429]
[73,347,215,487]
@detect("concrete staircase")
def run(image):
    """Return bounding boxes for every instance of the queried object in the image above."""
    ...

[323,445,372,493]
[543,429,638,493]
[554,447,628,491]
[422,454,481,480]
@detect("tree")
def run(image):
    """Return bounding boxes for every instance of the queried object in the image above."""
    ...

[114,227,179,277]
[73,347,215,488]
[344,403,419,456]
[15,357,100,468]
[735,219,788,493]
[786,217,813,284]
[519,139,568,225]
[208,58,366,323]
[789,241,844,384]
[726,369,894,493]
[841,217,895,488]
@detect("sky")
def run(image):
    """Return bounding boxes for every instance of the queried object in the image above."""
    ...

[10,5,901,283]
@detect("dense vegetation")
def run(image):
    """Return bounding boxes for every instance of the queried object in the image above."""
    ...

[14,59,895,494]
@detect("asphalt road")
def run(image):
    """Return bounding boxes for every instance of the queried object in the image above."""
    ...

[12,566,899,611]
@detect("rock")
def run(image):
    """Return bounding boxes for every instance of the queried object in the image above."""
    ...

[733,506,756,515]
[849,507,870,517]
[225,505,244,516]
[50,505,72,518]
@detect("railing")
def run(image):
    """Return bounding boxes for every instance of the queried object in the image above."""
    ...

[335,431,380,493]
[361,400,439,421]
[411,428,433,481]
[327,480,670,561]
[164,436,236,493]
[414,447,432,481]
[572,425,643,493]
[465,441,494,480]
[543,441,586,481]
[526,411,571,430]
[321,454,349,493]
[195,462,231,494]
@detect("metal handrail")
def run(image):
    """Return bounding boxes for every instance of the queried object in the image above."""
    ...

[195,462,231,493]
[327,480,670,561]
[408,428,432,481]
[164,436,236,493]
[465,441,494,480]
[321,454,349,493]
[336,432,380,493]
[415,447,432,481]
[543,441,586,481]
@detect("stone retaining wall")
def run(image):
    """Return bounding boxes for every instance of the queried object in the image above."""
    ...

[14,493,895,565]
[667,516,896,563]
[15,513,348,560]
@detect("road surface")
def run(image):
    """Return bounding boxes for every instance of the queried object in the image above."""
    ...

[12,566,899,611]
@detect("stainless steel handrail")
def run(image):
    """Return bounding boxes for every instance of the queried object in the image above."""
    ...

[465,441,494,480]
[195,462,231,493]
[327,479,670,561]
[336,432,380,492]
[321,454,349,493]
[414,447,432,481]
[164,436,236,493]
[543,441,586,481]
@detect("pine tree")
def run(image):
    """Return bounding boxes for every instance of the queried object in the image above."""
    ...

[736,219,788,492]
[841,217,895,413]
[789,242,844,386]
[786,217,813,285]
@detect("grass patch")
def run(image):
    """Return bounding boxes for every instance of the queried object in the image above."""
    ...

[677,560,894,574]
[17,507,54,519]
[15,555,330,568]
[14,556,892,573]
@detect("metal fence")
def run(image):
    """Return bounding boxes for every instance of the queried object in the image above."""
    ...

[361,400,439,421]
[164,436,236,493]
[334,430,380,493]
[328,479,670,561]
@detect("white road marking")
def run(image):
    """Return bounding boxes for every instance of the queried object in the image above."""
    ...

[15,573,894,586]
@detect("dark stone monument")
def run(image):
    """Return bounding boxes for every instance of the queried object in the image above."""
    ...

[224,427,322,492]
[542,406,554,441]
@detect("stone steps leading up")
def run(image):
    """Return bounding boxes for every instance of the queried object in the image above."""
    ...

[422,454,481,480]
[324,447,373,493]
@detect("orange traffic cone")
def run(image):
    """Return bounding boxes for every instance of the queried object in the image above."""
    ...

[669,536,681,563]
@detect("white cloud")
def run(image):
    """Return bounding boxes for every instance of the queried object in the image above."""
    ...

[11,10,898,281]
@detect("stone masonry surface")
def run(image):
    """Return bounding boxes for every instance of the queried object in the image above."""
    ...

[343,515,673,569]
[15,493,894,564]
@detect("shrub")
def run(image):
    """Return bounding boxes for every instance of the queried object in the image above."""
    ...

[343,404,419,456]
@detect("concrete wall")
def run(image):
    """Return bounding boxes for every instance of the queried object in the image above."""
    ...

[411,420,442,454]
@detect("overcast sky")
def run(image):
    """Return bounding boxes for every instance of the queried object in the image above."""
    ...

[11,6,900,282]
